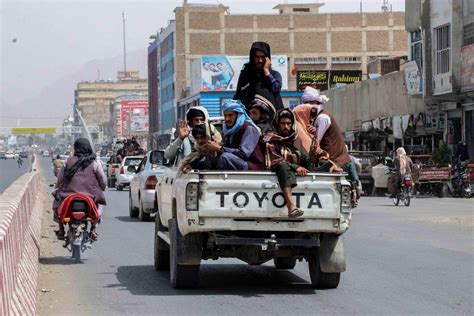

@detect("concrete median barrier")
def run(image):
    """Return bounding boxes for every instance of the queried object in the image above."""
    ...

[0,155,44,315]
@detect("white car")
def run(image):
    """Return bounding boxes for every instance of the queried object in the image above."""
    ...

[129,150,168,221]
[5,150,15,159]
[116,156,144,191]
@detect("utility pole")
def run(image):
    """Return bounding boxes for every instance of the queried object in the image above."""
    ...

[122,11,127,73]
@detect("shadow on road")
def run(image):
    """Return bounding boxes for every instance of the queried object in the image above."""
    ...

[39,256,85,265]
[107,264,316,297]
[114,216,145,223]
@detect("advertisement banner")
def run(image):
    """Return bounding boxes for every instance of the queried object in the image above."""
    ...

[461,44,474,92]
[12,127,56,134]
[199,55,288,91]
[329,70,362,86]
[296,71,329,91]
[404,61,422,95]
[121,99,149,136]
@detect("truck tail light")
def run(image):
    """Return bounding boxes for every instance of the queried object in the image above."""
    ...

[145,176,157,189]
[120,166,124,174]
[340,186,351,213]
[186,182,199,211]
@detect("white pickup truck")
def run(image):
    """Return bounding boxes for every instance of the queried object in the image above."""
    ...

[154,162,352,289]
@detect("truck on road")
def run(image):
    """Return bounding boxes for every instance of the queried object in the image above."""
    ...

[154,160,352,289]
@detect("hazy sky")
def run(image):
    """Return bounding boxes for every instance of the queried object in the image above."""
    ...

[1,0,405,127]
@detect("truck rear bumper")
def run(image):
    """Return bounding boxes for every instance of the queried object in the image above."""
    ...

[179,215,350,236]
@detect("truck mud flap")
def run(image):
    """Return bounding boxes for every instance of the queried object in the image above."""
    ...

[318,234,346,273]
[175,231,203,265]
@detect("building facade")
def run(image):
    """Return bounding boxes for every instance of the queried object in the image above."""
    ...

[74,71,148,143]
[151,2,407,134]
[405,0,474,158]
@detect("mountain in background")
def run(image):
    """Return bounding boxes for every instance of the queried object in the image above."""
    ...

[0,49,148,129]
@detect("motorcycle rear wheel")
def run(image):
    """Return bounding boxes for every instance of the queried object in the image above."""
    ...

[403,195,411,206]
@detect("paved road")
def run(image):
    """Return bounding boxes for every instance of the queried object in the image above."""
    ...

[37,157,473,315]
[0,156,32,193]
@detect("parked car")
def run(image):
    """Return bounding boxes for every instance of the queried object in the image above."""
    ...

[129,150,168,221]
[116,156,144,191]
[0,151,6,160]
[5,150,15,159]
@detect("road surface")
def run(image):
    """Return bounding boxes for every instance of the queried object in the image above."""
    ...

[0,155,32,193]
[36,157,473,315]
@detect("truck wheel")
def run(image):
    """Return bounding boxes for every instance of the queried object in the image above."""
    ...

[154,212,169,270]
[139,200,151,222]
[437,184,447,198]
[129,191,138,218]
[308,251,340,289]
[169,219,200,288]
[273,257,297,269]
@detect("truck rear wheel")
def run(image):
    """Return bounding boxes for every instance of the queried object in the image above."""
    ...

[154,213,169,270]
[308,251,340,289]
[273,256,297,269]
[169,219,200,288]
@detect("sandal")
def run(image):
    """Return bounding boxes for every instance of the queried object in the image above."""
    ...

[288,208,304,218]
[90,231,98,241]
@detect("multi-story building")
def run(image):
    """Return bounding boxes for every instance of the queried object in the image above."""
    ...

[405,0,474,157]
[74,71,148,143]
[149,2,407,134]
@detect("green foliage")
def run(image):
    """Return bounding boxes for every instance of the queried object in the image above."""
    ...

[433,142,452,165]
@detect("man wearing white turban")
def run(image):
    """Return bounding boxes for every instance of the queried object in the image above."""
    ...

[294,86,362,202]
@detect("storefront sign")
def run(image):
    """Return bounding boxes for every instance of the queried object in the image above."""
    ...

[296,71,328,91]
[440,102,457,111]
[404,61,422,95]
[329,70,362,86]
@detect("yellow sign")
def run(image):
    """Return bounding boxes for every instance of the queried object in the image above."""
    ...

[12,127,56,134]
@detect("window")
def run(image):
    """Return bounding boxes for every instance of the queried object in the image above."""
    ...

[463,22,474,46]
[294,57,327,65]
[410,30,423,70]
[434,24,451,74]
[331,56,361,64]
[293,8,310,12]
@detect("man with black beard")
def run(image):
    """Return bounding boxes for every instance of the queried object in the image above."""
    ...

[234,41,284,111]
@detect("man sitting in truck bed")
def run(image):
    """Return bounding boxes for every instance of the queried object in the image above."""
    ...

[207,100,264,170]
[262,109,311,218]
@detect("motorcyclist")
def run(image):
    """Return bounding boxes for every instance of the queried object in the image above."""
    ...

[53,154,64,177]
[391,147,413,198]
[54,138,106,241]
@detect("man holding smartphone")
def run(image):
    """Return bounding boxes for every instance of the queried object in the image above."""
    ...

[234,41,284,112]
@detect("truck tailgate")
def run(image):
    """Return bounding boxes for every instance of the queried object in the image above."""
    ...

[198,172,342,219]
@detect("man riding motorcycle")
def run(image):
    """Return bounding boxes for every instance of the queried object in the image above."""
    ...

[54,138,106,240]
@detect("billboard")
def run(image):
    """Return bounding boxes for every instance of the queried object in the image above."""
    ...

[12,127,56,134]
[194,55,288,92]
[296,70,362,91]
[120,99,149,136]
[461,44,474,92]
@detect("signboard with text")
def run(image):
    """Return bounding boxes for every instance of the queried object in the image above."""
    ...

[296,70,362,91]
[404,61,422,95]
[296,71,329,91]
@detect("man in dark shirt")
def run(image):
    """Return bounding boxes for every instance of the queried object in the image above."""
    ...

[234,41,284,111]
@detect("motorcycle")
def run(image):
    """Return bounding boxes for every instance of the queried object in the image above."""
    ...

[387,168,414,206]
[57,193,100,262]
[449,159,472,198]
